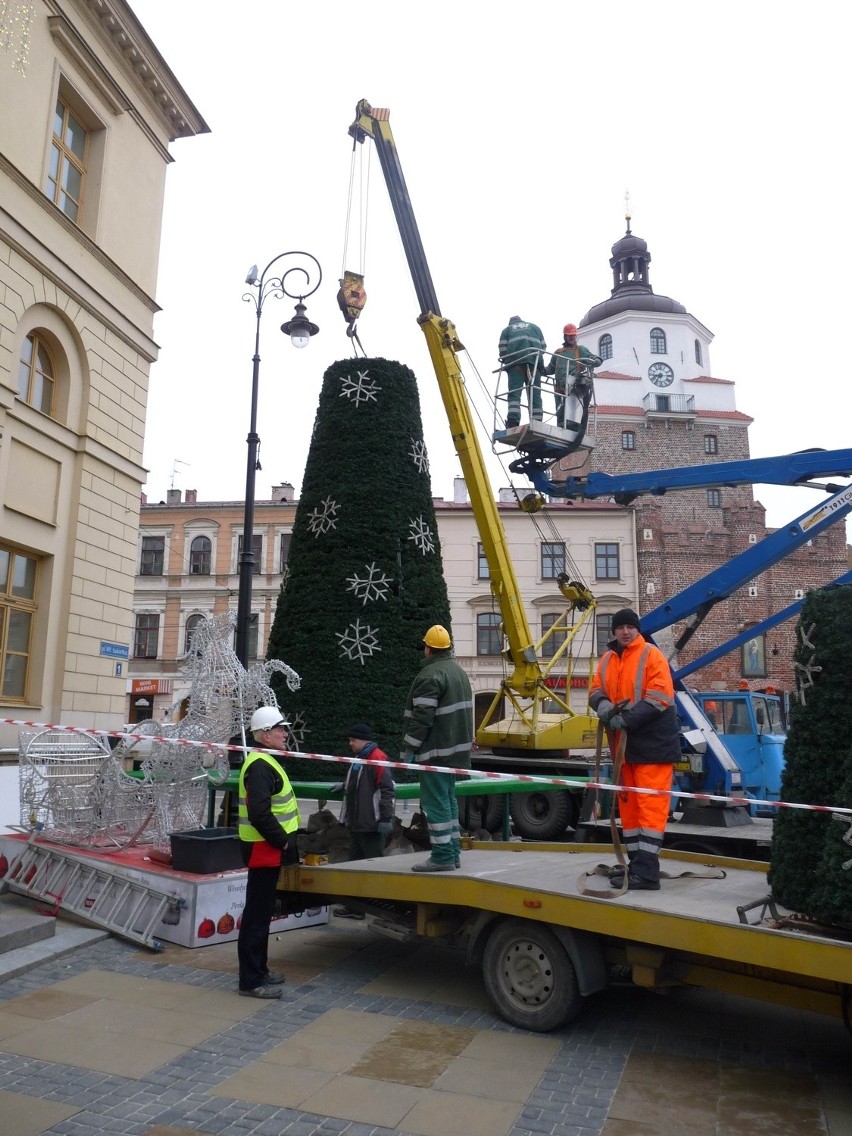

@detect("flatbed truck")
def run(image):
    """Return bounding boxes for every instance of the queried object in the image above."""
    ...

[281,843,852,1034]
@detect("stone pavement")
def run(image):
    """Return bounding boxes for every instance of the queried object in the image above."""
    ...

[0,899,850,1136]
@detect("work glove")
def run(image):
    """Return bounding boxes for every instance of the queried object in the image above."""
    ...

[608,712,627,731]
[328,782,344,795]
[377,820,394,836]
[594,698,614,724]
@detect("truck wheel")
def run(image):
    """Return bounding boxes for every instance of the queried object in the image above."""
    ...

[510,790,577,841]
[482,918,582,1032]
[460,795,505,835]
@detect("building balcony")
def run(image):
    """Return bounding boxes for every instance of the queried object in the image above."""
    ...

[642,392,696,420]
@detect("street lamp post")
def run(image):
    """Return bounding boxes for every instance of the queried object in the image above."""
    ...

[235,252,321,667]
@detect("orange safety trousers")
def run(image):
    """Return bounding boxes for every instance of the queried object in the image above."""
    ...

[617,762,673,835]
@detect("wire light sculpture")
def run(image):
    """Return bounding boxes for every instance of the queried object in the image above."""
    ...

[18,612,300,852]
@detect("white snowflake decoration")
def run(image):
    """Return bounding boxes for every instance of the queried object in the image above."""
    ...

[346,562,393,606]
[409,438,429,475]
[336,619,382,665]
[287,711,309,748]
[792,621,822,705]
[407,515,436,555]
[340,369,381,406]
[307,495,339,536]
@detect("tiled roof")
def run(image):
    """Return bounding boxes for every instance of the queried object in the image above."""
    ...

[595,405,753,422]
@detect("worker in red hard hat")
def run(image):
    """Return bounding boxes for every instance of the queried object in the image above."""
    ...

[545,323,602,429]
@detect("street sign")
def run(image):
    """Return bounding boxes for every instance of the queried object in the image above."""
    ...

[100,642,129,659]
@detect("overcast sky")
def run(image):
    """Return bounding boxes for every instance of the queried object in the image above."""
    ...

[130,1,850,537]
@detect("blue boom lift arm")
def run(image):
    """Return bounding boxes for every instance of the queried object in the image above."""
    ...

[523,449,852,649]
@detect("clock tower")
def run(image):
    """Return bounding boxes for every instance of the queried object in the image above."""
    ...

[556,220,846,691]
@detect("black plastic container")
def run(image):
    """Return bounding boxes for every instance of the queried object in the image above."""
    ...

[169,827,243,874]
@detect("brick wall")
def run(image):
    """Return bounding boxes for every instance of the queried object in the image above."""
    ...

[558,412,848,692]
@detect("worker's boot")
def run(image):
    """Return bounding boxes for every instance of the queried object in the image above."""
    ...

[627,876,660,891]
[627,849,661,891]
[609,851,634,888]
[411,858,454,872]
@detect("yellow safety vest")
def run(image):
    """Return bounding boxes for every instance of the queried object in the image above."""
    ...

[237,750,300,843]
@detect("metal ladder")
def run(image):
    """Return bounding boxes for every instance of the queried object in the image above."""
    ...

[1,840,183,950]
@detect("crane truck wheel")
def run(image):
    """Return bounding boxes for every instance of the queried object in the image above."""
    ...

[482,917,582,1032]
[510,790,578,841]
[460,795,505,835]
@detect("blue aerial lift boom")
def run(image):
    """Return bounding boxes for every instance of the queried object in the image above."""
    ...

[528,451,852,816]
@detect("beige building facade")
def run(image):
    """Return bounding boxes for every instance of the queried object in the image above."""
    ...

[131,485,297,722]
[133,482,637,725]
[0,1,206,748]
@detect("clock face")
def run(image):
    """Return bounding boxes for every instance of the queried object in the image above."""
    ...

[648,362,674,387]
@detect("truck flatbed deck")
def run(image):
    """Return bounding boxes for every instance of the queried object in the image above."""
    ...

[285,843,851,1033]
[582,814,775,858]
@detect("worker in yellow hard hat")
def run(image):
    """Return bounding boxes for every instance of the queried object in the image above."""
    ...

[402,625,473,872]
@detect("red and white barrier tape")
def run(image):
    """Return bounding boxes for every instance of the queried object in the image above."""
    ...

[2,715,850,818]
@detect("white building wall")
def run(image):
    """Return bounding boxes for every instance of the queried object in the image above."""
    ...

[434,497,638,716]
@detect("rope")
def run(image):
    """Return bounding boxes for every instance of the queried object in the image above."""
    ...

[3,715,850,819]
[578,720,628,897]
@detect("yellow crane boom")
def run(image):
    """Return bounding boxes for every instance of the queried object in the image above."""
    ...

[349,100,597,752]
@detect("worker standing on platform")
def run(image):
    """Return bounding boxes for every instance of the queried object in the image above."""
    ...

[589,609,680,891]
[545,323,602,427]
[402,625,473,872]
[498,315,546,429]
[236,707,300,998]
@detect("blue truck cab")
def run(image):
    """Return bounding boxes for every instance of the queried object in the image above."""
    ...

[692,691,787,815]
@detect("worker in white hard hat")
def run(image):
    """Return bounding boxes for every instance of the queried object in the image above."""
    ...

[236,707,300,998]
[402,625,474,872]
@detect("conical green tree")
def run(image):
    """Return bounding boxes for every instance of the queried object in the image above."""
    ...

[768,585,852,924]
[267,357,452,782]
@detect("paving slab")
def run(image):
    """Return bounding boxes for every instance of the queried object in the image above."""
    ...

[0,902,847,1136]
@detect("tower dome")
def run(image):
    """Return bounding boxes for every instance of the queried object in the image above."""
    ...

[579,221,686,327]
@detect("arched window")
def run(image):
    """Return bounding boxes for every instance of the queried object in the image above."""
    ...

[189,535,211,575]
[598,333,613,361]
[650,327,667,354]
[694,339,702,365]
[184,613,205,654]
[18,333,55,415]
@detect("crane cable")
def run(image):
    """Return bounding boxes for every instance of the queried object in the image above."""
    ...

[342,136,370,280]
[347,137,592,628]
[453,345,598,683]
[457,345,590,589]
[339,140,371,356]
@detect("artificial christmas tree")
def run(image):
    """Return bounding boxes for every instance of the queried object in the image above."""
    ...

[768,585,852,926]
[267,357,452,782]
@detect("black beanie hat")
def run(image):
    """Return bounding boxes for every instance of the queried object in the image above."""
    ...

[345,723,374,741]
[611,608,641,632]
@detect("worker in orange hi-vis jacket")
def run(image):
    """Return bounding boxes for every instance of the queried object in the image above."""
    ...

[589,608,681,891]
